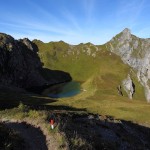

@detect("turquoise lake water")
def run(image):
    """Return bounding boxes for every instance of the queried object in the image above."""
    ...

[43,81,81,98]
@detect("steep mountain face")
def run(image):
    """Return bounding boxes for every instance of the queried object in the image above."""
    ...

[107,28,150,102]
[0,33,71,89]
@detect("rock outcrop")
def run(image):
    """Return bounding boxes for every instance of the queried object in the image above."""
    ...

[117,85,123,96]
[107,28,150,102]
[122,75,135,99]
[0,33,71,89]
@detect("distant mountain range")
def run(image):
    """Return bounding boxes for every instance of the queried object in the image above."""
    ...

[0,28,150,102]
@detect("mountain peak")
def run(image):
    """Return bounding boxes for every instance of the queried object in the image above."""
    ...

[122,28,131,34]
[115,28,132,41]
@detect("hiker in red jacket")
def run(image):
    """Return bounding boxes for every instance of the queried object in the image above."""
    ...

[50,114,55,129]
[50,119,54,129]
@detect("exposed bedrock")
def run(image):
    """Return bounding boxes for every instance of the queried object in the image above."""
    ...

[0,33,71,89]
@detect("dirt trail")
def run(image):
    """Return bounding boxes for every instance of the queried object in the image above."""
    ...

[5,121,47,150]
[1,119,60,150]
[1,112,150,150]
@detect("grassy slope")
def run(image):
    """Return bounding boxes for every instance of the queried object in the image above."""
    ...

[31,40,150,125]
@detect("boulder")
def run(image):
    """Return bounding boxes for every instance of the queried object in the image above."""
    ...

[122,75,135,99]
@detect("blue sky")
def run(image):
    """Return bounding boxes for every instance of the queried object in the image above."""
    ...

[0,0,150,44]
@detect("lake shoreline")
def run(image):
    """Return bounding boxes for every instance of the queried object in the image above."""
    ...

[42,81,81,98]
[25,79,72,94]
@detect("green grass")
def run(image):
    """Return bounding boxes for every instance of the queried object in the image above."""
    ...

[28,40,150,125]
[0,40,149,126]
[0,103,67,149]
[1,33,149,149]
[54,93,150,125]
[0,83,150,125]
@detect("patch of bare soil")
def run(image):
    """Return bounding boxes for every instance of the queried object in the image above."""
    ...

[1,119,61,150]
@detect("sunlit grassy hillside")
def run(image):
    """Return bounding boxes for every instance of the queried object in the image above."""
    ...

[31,40,150,125]
[33,40,145,99]
[34,40,128,81]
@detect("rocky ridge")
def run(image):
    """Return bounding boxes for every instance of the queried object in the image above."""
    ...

[107,28,150,102]
[0,33,71,89]
[1,30,150,102]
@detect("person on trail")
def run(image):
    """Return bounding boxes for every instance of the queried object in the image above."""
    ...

[50,114,55,129]
[50,119,54,129]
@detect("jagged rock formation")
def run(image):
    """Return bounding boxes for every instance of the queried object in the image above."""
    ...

[107,28,150,102]
[0,33,71,89]
[122,74,135,99]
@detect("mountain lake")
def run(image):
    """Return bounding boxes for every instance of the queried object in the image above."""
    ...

[42,81,81,98]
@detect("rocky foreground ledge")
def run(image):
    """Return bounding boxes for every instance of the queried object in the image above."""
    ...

[58,113,150,150]
[0,118,62,150]
[1,106,150,150]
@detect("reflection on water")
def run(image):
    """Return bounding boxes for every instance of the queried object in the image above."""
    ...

[42,81,81,98]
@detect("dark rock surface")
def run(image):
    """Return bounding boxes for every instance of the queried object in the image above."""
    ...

[57,113,150,150]
[0,33,71,89]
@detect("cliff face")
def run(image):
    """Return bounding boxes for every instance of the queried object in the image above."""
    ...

[0,33,71,89]
[107,28,150,102]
